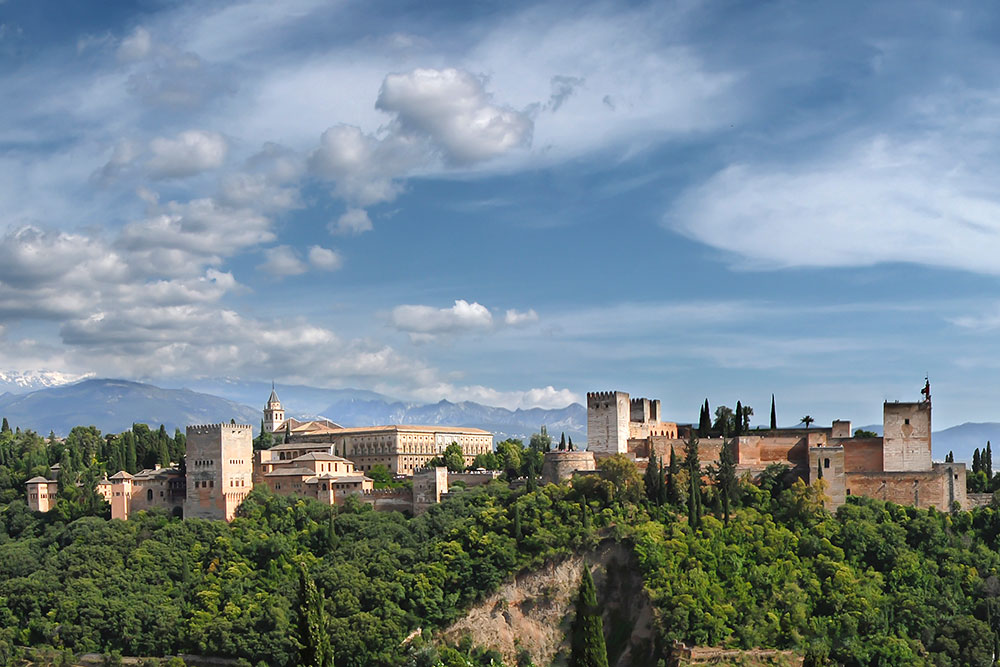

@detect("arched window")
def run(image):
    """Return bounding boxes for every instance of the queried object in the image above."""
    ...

[147,489,153,502]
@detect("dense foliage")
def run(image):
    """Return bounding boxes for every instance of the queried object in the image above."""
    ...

[6,415,1000,666]
[0,479,609,666]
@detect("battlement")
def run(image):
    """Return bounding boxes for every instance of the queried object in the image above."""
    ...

[187,423,253,433]
[587,390,626,402]
[362,487,410,497]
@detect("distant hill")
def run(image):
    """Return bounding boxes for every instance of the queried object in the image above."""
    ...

[0,369,94,394]
[932,422,1000,463]
[318,396,587,443]
[0,379,260,436]
[0,378,587,443]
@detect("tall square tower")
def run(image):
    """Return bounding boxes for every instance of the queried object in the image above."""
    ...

[185,423,253,521]
[587,391,631,457]
[883,401,932,472]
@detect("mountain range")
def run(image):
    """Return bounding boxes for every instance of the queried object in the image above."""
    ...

[0,377,587,443]
[0,375,996,463]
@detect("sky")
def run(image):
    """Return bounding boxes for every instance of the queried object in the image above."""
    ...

[4,0,1000,428]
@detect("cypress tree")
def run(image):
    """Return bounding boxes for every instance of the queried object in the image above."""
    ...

[525,455,537,493]
[817,456,823,480]
[125,433,137,474]
[684,433,702,529]
[715,439,738,526]
[297,564,334,667]
[988,441,994,480]
[560,432,567,451]
[0,417,8,433]
[974,448,982,474]
[568,436,574,451]
[770,394,777,430]
[735,401,743,436]
[667,445,681,506]
[513,503,523,543]
[569,567,608,667]
[644,452,660,506]
[946,451,954,463]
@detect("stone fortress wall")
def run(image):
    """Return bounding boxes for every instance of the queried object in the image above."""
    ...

[584,382,968,511]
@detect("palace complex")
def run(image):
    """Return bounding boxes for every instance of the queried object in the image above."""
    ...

[27,388,497,521]
[586,381,968,510]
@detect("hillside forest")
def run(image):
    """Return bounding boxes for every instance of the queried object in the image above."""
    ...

[4,419,1000,666]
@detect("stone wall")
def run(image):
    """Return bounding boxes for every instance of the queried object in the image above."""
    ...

[412,466,449,514]
[845,462,965,510]
[542,450,596,484]
[843,438,883,473]
[809,446,846,509]
[735,435,808,468]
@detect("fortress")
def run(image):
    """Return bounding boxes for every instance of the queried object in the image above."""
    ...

[27,388,498,520]
[586,382,968,510]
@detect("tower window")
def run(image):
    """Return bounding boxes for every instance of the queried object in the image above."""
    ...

[904,419,910,425]
[824,458,830,469]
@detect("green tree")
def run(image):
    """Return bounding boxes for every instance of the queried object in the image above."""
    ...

[699,399,711,435]
[471,452,499,470]
[801,415,814,429]
[0,417,8,433]
[987,441,993,480]
[713,440,738,525]
[854,428,879,438]
[713,406,735,434]
[568,436,574,451]
[559,432,567,451]
[569,567,608,667]
[529,426,552,453]
[297,564,334,667]
[254,420,274,451]
[946,451,954,463]
[644,451,661,507]
[368,464,395,489]
[442,442,466,472]
[770,394,777,430]
[496,440,523,478]
[734,401,743,436]
[684,433,702,528]
[974,448,982,474]
[666,445,682,506]
[597,454,642,505]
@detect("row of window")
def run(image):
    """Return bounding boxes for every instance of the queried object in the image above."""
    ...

[192,480,215,488]
[192,460,215,467]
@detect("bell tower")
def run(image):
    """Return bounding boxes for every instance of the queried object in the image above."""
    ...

[264,383,285,433]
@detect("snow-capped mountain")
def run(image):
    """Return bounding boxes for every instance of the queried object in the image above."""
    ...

[0,370,94,394]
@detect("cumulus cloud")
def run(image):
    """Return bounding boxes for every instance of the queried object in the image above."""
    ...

[147,130,228,179]
[309,68,532,228]
[504,308,539,326]
[376,68,533,165]
[258,245,307,276]
[308,245,342,271]
[329,208,373,236]
[310,124,416,206]
[390,300,494,337]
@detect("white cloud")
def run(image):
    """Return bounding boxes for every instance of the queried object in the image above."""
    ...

[308,245,342,271]
[390,299,494,336]
[117,26,152,62]
[258,245,307,276]
[669,128,1000,275]
[147,130,228,179]
[376,68,533,165]
[329,208,373,236]
[504,308,539,326]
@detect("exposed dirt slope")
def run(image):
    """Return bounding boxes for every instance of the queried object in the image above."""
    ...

[439,540,657,666]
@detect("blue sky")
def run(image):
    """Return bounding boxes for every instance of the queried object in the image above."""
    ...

[3,0,1000,428]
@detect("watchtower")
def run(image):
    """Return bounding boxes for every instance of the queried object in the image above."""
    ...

[109,471,133,520]
[185,423,253,521]
[883,399,932,472]
[587,391,631,456]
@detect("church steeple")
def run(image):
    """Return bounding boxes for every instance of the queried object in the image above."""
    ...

[263,383,285,433]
